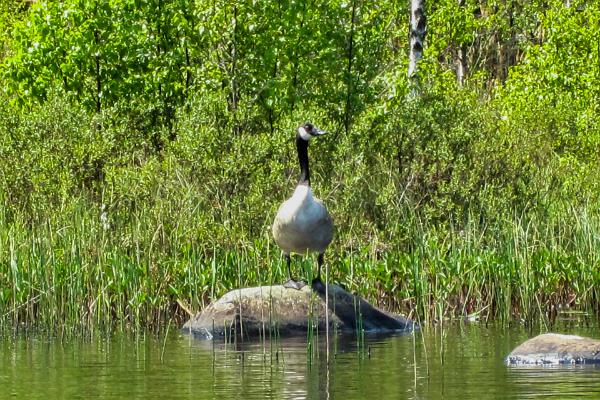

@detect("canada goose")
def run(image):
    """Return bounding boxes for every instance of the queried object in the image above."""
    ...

[272,123,334,290]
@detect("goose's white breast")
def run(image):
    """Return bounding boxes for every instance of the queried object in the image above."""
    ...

[273,186,333,254]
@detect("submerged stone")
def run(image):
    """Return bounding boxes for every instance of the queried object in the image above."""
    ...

[182,282,416,340]
[506,333,600,365]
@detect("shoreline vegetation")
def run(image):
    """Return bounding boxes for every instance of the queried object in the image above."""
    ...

[1,1,599,333]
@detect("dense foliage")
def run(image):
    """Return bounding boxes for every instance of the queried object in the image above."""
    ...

[0,0,599,331]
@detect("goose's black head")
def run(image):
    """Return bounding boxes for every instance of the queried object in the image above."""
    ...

[297,122,326,143]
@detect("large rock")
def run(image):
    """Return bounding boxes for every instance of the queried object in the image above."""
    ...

[182,281,416,340]
[506,333,600,365]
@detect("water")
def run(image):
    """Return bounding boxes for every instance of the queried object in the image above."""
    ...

[2,322,600,399]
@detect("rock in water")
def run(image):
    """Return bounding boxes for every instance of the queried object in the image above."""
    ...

[506,333,600,365]
[182,283,416,340]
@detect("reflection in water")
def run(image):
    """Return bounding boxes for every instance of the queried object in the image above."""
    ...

[507,366,600,399]
[204,336,336,399]
[3,324,600,399]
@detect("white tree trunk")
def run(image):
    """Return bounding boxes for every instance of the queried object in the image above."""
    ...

[456,0,467,86]
[408,0,426,80]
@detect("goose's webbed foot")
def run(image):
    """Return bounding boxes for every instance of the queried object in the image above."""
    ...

[283,278,306,290]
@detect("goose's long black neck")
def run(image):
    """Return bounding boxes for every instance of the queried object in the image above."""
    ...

[296,134,310,186]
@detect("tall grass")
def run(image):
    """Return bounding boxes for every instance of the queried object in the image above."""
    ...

[1,181,599,334]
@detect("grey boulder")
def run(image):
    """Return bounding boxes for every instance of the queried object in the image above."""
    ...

[506,333,600,365]
[182,282,416,340]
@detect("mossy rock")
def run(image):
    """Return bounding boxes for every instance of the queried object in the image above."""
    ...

[182,282,416,340]
[506,333,600,365]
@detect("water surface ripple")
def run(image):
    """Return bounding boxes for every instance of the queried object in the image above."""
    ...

[2,323,600,399]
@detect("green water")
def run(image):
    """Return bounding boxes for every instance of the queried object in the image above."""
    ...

[2,322,600,399]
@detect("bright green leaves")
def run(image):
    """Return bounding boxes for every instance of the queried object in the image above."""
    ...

[2,0,399,139]
[497,1,600,202]
[3,0,199,117]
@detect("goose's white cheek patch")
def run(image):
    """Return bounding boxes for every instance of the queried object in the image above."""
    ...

[298,126,312,141]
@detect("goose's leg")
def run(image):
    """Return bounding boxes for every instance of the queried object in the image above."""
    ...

[315,253,324,283]
[283,254,305,290]
[310,253,325,291]
[285,254,292,279]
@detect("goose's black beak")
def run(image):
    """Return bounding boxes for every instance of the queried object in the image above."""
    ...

[312,127,327,136]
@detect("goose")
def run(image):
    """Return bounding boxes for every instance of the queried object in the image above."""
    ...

[272,123,334,290]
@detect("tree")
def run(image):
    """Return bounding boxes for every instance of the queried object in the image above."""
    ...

[456,0,467,86]
[408,0,426,83]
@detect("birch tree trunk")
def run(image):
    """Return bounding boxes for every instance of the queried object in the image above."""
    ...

[456,0,467,86]
[408,0,426,81]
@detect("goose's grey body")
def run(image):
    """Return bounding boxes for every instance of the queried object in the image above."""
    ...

[273,123,333,289]
[273,184,333,255]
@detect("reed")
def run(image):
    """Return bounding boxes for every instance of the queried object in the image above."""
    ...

[1,184,599,334]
